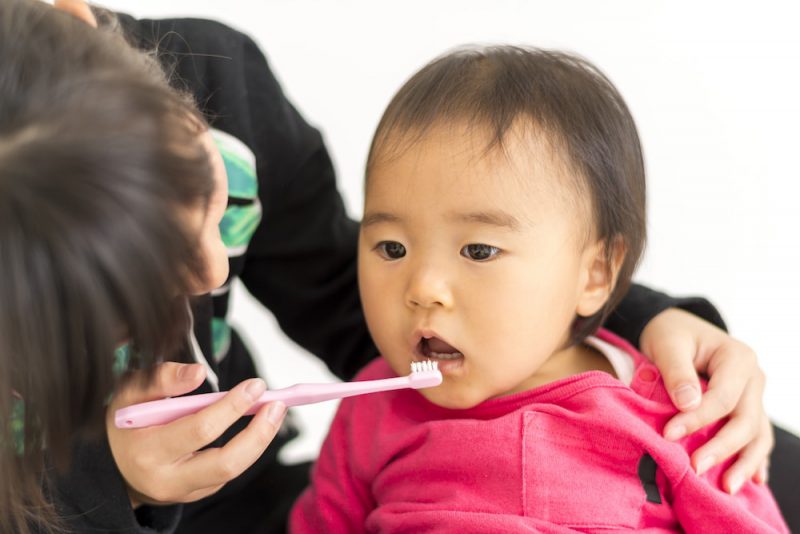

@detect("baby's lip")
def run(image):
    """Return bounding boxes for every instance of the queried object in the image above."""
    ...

[410,328,463,360]
[409,327,442,349]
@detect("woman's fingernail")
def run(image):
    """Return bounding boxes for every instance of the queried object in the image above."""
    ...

[695,455,716,475]
[757,464,769,485]
[244,379,266,402]
[728,473,744,494]
[664,424,686,441]
[674,384,700,409]
[267,401,287,426]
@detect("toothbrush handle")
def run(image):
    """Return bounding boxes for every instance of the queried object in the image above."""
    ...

[269,376,409,407]
[115,392,228,428]
[115,376,410,429]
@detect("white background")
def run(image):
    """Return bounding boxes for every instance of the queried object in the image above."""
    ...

[101,0,800,462]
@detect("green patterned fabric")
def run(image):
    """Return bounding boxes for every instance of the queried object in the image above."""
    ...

[8,345,132,455]
[113,343,131,377]
[219,203,262,249]
[212,128,262,254]
[213,129,258,201]
[10,398,24,455]
[211,317,232,361]
[221,149,258,200]
[210,128,260,366]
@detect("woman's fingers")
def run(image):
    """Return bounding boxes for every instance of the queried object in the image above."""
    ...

[687,375,772,487]
[158,378,268,458]
[639,307,774,494]
[107,368,286,506]
[716,416,774,494]
[753,460,770,486]
[638,309,707,412]
[667,367,773,494]
[664,342,757,440]
[52,0,97,27]
[646,332,702,412]
[177,401,287,492]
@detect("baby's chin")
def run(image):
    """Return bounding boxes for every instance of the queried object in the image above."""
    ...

[207,261,230,290]
[418,385,487,411]
[191,252,230,295]
[383,357,490,410]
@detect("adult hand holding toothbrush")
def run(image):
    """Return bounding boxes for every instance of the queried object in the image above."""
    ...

[107,362,287,508]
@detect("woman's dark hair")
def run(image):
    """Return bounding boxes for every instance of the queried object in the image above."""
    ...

[0,0,214,531]
[367,45,647,345]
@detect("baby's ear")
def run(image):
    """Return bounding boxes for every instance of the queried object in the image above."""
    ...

[575,236,626,317]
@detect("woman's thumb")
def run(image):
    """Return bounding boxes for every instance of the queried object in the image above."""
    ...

[657,352,702,411]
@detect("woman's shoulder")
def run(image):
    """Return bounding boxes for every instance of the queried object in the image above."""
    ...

[118,14,253,57]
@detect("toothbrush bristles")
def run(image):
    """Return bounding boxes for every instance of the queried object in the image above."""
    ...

[411,360,439,374]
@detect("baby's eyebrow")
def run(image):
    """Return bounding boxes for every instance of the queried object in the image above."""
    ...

[361,212,402,227]
[361,210,521,230]
[451,210,521,231]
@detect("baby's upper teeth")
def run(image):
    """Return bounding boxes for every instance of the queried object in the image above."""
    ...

[429,351,463,360]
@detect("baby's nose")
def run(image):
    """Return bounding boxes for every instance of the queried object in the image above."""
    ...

[404,266,454,310]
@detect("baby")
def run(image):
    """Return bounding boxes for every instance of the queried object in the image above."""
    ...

[289,46,787,533]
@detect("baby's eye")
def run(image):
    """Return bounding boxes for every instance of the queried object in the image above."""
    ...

[376,241,406,260]
[460,243,500,261]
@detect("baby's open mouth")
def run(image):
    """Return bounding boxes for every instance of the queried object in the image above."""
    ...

[419,337,464,361]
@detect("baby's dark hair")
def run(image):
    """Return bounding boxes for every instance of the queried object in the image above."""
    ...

[0,0,214,531]
[367,45,646,345]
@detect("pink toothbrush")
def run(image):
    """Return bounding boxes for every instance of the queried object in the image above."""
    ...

[115,360,441,429]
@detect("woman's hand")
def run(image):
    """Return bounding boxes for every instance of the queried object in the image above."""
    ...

[106,362,287,507]
[640,308,773,494]
[53,0,97,27]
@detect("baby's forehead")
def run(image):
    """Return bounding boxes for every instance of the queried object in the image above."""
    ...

[368,122,585,199]
[365,123,594,231]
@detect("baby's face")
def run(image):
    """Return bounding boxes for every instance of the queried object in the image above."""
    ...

[359,125,602,409]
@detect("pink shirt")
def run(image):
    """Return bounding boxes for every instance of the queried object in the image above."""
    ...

[290,329,788,533]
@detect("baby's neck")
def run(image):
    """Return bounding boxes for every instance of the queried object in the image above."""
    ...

[507,341,618,394]
[571,342,618,378]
